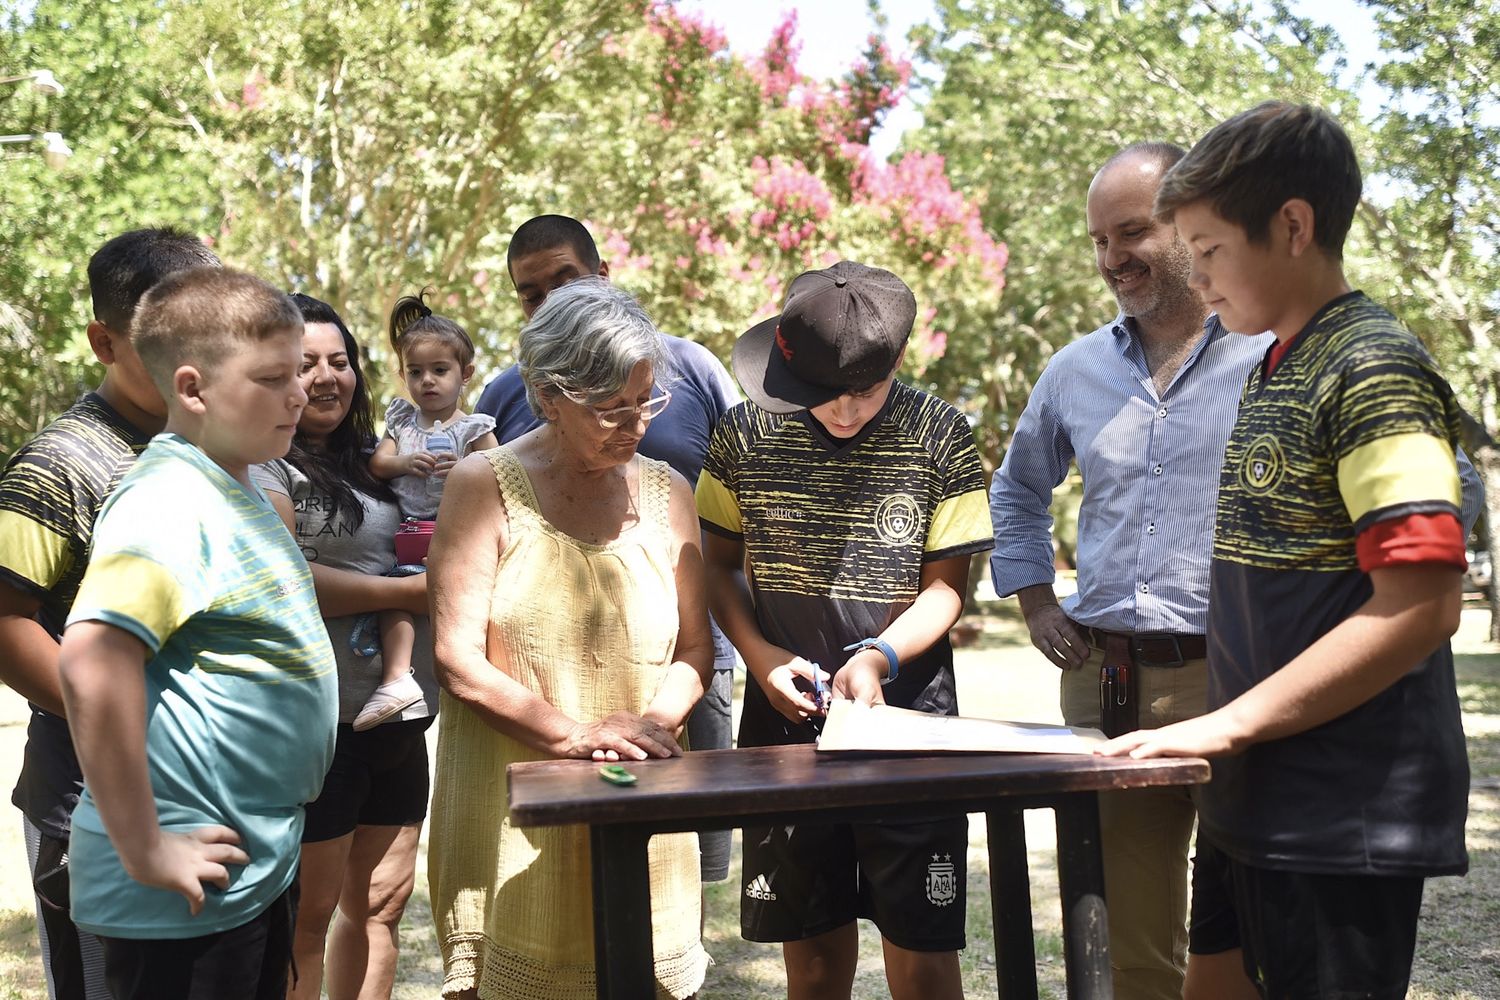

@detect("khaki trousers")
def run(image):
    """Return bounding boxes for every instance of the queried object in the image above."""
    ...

[1060,646,1208,1000]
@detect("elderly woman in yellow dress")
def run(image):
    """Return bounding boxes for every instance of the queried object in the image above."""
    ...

[426,277,712,1000]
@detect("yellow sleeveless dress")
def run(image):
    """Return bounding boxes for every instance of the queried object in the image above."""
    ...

[429,446,708,1000]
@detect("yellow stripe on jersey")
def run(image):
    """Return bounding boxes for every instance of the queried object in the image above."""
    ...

[0,508,72,591]
[1337,432,1460,525]
[695,470,742,535]
[926,490,991,555]
[72,551,192,651]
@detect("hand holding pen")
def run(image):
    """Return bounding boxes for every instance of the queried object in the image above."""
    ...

[758,655,832,724]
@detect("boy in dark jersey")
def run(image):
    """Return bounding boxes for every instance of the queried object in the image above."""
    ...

[1102,103,1471,1000]
[697,261,992,999]
[0,229,219,1000]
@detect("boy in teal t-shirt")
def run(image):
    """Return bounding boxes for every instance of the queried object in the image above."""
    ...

[60,268,336,1000]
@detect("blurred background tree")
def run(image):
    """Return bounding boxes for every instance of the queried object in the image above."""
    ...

[0,0,1494,509]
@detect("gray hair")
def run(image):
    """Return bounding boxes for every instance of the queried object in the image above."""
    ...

[519,277,673,420]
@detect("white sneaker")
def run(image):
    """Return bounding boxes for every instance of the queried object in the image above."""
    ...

[352,672,425,731]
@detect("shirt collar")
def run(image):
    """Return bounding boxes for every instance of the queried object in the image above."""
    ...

[1108,310,1223,347]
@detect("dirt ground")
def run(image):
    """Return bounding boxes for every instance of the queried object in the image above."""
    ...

[0,607,1494,999]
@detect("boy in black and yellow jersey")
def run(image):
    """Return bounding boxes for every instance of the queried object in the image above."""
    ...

[697,261,992,999]
[1102,103,1472,1000]
[0,229,219,1000]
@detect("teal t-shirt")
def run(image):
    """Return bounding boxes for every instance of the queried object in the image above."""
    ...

[66,434,337,938]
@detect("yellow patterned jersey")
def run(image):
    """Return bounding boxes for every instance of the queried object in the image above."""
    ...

[0,392,148,838]
[697,381,992,746]
[1204,292,1469,876]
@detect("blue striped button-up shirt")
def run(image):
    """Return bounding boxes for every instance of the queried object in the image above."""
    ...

[989,314,1270,634]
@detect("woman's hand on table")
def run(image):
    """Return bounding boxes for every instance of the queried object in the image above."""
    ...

[561,711,683,761]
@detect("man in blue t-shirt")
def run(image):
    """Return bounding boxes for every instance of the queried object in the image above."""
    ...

[474,214,740,883]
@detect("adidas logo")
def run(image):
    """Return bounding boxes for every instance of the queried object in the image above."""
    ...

[745,874,777,901]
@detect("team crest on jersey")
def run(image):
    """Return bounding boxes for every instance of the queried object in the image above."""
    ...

[1240,435,1285,495]
[925,853,956,906]
[876,494,921,545]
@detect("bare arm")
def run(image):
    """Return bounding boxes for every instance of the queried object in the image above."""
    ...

[703,530,824,723]
[264,490,428,617]
[429,454,680,760]
[1101,564,1461,758]
[470,431,499,452]
[0,583,64,715]
[59,621,248,915]
[368,437,434,481]
[831,553,973,705]
[641,472,714,735]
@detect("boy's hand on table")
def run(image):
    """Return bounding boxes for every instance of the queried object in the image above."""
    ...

[831,650,887,707]
[121,826,249,917]
[1096,709,1244,760]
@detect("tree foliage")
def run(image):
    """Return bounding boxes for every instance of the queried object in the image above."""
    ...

[911,0,1497,462]
[0,0,226,442]
[910,0,1363,452]
[0,0,1008,456]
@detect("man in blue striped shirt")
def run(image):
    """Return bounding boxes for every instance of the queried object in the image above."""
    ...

[988,142,1269,1000]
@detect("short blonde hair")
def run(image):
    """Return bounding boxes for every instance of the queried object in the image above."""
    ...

[133,267,303,393]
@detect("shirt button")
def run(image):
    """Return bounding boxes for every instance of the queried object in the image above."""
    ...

[1157,407,1168,418]
[1153,464,1163,475]
[1140,583,1150,594]
[1147,524,1156,534]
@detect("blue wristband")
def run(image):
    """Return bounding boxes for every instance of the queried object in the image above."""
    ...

[842,638,899,683]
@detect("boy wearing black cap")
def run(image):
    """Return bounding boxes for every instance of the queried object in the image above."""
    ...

[697,261,992,997]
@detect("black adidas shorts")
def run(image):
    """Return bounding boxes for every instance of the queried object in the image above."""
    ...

[740,816,968,952]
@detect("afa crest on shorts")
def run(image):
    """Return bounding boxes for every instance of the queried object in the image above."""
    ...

[925,853,956,906]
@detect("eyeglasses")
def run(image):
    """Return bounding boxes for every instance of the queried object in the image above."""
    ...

[565,389,672,430]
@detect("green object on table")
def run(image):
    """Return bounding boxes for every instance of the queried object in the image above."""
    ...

[597,764,637,786]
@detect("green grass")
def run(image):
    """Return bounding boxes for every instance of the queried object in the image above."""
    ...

[2,606,1497,999]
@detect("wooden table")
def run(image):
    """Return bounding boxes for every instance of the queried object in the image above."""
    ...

[509,745,1209,999]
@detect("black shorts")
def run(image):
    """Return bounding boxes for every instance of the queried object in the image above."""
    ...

[1188,836,1425,998]
[740,816,968,952]
[98,883,297,1000]
[302,719,431,843]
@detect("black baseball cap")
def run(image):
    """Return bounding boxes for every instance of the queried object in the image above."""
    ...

[732,261,917,414]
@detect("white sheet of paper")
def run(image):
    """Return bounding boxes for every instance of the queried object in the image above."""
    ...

[816,700,1107,755]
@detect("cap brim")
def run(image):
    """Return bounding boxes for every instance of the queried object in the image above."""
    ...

[732,314,842,414]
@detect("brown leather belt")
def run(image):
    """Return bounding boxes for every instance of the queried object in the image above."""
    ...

[1072,621,1206,667]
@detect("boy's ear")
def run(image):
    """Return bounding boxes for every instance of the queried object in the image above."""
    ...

[86,321,121,365]
[1279,198,1318,258]
[174,365,208,417]
[596,259,612,282]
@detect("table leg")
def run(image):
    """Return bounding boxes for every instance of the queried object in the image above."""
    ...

[590,824,655,999]
[986,805,1038,998]
[1054,793,1112,999]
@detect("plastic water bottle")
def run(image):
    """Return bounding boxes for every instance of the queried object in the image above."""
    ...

[426,421,456,499]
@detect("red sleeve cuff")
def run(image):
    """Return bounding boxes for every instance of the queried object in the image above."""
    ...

[1355,512,1466,573]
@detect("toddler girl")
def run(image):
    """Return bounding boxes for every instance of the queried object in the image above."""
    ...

[359,290,497,729]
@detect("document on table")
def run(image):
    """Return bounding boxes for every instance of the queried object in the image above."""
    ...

[816,700,1107,755]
